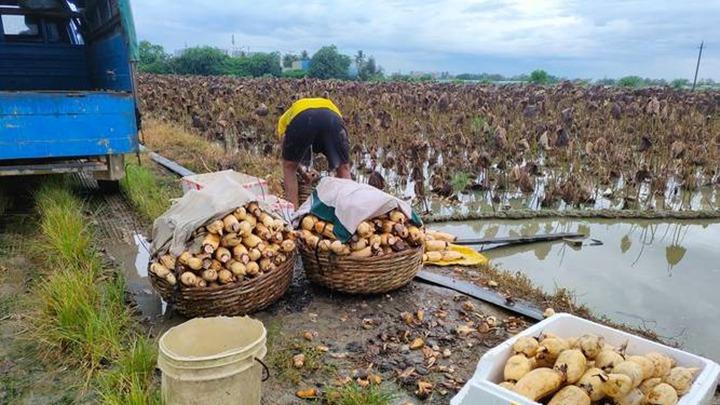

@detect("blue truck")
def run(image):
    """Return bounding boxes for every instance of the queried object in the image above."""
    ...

[0,0,139,190]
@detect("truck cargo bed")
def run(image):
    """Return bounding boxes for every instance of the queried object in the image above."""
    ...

[0,91,137,160]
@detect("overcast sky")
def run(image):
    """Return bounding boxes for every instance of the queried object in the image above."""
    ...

[132,0,719,80]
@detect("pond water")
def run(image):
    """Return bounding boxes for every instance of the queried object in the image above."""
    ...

[352,150,720,213]
[432,218,720,362]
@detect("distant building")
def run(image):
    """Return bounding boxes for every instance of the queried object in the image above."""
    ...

[283,58,310,72]
[294,59,311,71]
[347,61,359,78]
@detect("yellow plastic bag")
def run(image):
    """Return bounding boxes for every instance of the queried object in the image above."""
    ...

[424,244,488,266]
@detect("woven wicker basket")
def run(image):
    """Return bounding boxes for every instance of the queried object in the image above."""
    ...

[149,252,296,318]
[299,245,423,294]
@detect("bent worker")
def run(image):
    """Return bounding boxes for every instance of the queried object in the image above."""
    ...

[277,97,351,207]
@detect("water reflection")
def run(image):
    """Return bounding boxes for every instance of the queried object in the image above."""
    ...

[456,220,700,269]
[133,233,151,278]
[534,243,551,260]
[666,245,686,268]
[432,218,720,361]
[621,235,632,253]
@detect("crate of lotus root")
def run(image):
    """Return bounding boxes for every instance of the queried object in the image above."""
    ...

[296,209,425,294]
[451,314,720,405]
[148,201,298,318]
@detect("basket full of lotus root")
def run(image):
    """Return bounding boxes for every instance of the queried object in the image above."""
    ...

[148,202,297,318]
[296,209,425,294]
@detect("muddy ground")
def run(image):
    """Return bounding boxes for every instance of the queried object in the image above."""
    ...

[94,185,523,404]
[2,172,719,404]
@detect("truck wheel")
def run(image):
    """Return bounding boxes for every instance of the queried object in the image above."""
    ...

[97,179,120,194]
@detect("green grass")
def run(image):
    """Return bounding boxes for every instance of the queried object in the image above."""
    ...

[470,115,487,134]
[0,375,21,403]
[325,382,396,405]
[96,336,161,405]
[35,183,93,265]
[34,267,129,368]
[29,180,158,402]
[268,339,334,385]
[120,162,172,221]
[0,294,13,318]
[266,323,336,385]
[32,183,130,370]
[0,263,13,318]
[451,171,472,193]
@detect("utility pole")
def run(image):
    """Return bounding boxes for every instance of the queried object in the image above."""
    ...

[691,41,704,91]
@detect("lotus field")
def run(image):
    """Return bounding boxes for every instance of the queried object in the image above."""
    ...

[138,74,720,212]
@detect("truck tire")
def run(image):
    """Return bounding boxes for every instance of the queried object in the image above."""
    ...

[97,179,120,194]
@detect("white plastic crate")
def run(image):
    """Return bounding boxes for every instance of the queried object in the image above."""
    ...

[181,170,268,196]
[451,313,720,405]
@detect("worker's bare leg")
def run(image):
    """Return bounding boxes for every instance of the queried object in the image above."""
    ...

[283,159,300,208]
[335,163,351,179]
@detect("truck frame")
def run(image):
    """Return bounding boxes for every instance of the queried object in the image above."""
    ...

[0,0,139,189]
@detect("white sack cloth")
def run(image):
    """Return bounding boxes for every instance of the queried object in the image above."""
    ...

[291,177,419,242]
[151,173,262,256]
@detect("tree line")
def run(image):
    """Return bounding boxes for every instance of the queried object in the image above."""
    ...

[138,41,383,80]
[457,69,717,89]
[139,41,716,89]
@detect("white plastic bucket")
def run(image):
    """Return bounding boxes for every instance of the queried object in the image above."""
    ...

[158,316,268,405]
[451,313,720,405]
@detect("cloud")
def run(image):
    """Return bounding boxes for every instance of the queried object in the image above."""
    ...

[131,0,719,79]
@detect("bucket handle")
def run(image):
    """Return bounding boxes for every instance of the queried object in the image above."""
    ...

[255,357,270,382]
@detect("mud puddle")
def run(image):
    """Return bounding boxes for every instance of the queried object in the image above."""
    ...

[103,233,170,322]
[432,218,720,362]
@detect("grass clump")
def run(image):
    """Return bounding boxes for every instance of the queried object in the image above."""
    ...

[30,180,158,401]
[33,182,131,370]
[451,171,472,194]
[35,183,93,265]
[268,340,333,385]
[325,382,396,405]
[96,336,161,405]
[120,162,172,221]
[266,323,336,385]
[470,115,487,134]
[33,267,130,369]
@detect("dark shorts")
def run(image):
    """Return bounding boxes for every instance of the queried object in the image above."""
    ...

[281,108,349,170]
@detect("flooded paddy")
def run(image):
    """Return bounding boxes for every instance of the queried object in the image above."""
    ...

[432,218,720,362]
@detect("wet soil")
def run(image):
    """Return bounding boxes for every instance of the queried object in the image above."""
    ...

[103,221,522,404]
[84,167,720,404]
[79,175,522,403]
[4,171,718,403]
[0,181,91,404]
